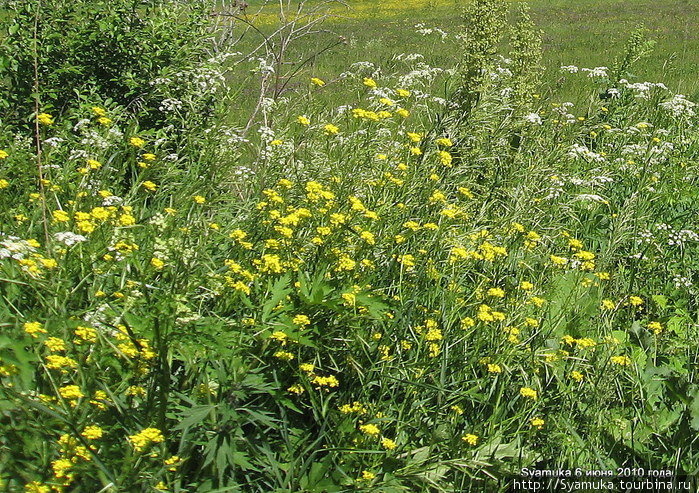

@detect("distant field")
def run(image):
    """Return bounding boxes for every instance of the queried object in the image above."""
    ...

[235,0,699,109]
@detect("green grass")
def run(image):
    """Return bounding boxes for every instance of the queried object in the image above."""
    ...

[231,0,699,120]
[4,1,699,490]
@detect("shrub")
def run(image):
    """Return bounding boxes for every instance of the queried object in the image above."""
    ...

[0,0,212,127]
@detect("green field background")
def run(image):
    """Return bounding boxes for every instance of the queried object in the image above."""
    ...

[237,0,698,99]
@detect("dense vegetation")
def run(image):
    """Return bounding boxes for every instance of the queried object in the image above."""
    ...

[1,0,698,491]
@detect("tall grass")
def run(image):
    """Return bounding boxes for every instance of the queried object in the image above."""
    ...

[1,0,698,491]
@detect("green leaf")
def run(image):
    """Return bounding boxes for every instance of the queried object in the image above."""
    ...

[667,315,688,338]
[611,330,629,344]
[652,294,668,310]
[689,392,699,431]
[174,404,216,431]
[261,275,292,323]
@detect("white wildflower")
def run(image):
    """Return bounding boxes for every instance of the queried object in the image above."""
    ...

[524,113,543,125]
[54,232,88,247]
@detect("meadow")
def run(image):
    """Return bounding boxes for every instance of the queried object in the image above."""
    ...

[233,0,699,104]
[1,0,698,491]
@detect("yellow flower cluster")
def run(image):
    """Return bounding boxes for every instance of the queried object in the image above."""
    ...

[129,427,165,452]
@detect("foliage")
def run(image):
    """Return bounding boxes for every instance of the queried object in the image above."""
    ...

[454,0,507,115]
[1,1,699,492]
[610,26,657,86]
[0,0,212,127]
[507,4,543,110]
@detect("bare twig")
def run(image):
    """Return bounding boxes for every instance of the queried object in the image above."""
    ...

[274,35,347,97]
[242,72,272,138]
[211,0,347,137]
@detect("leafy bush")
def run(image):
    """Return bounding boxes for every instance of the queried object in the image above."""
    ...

[0,0,211,127]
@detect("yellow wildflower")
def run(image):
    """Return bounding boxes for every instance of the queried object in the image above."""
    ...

[151,257,165,270]
[128,427,165,452]
[611,355,631,366]
[45,337,66,352]
[360,470,376,481]
[520,387,537,400]
[52,210,70,223]
[323,123,339,135]
[600,299,615,310]
[359,423,380,436]
[129,136,145,148]
[381,437,397,450]
[73,325,97,344]
[462,434,478,446]
[647,321,663,335]
[629,296,643,307]
[58,385,84,401]
[311,374,339,389]
[25,482,50,493]
[288,384,305,395]
[24,321,46,338]
[274,351,294,361]
[82,425,104,440]
[37,113,54,125]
